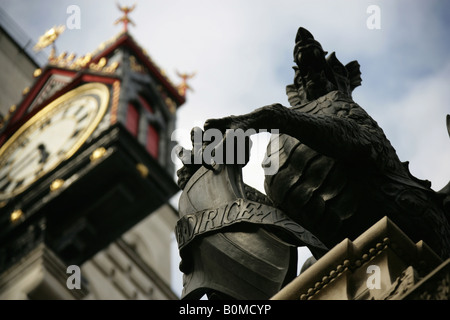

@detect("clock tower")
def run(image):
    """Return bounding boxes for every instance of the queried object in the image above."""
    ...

[0,6,188,299]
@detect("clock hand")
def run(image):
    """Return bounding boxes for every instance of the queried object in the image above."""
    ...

[37,143,49,164]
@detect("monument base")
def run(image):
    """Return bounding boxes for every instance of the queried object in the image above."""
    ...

[271,216,449,300]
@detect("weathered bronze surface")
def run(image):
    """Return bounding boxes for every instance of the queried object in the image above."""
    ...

[176,160,327,300]
[175,27,450,300]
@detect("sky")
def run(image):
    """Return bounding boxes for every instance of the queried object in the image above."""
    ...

[2,0,450,298]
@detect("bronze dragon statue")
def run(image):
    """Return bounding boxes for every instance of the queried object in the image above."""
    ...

[176,27,450,299]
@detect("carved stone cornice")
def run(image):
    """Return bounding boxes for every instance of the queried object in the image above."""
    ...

[271,216,444,300]
[0,243,89,299]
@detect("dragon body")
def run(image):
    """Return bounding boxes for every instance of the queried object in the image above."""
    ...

[202,28,450,259]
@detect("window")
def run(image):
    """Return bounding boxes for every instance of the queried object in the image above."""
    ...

[146,123,159,158]
[139,97,159,159]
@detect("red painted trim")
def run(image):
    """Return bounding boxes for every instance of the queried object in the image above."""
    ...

[0,67,77,146]
[8,68,75,125]
[130,40,185,106]
[92,33,186,106]
[0,70,120,147]
[80,74,118,85]
[91,33,129,63]
[1,32,185,146]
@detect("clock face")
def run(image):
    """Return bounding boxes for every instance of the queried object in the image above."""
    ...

[0,82,110,201]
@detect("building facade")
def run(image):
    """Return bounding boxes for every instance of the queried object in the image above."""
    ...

[0,7,184,300]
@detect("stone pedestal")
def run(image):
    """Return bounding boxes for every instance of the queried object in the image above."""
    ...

[271,216,449,300]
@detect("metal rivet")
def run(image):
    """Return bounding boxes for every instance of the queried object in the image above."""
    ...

[90,147,107,162]
[50,179,65,192]
[10,209,23,223]
[136,163,149,178]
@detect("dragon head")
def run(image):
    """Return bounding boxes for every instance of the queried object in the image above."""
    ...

[290,27,362,104]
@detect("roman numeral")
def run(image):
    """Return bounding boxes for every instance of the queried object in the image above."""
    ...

[39,119,52,130]
[71,128,81,139]
[0,180,11,192]
[13,178,25,191]
[73,105,84,117]
[18,138,30,148]
[77,113,88,123]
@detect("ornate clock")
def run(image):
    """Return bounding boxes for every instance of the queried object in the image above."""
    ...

[0,82,109,201]
[0,31,183,274]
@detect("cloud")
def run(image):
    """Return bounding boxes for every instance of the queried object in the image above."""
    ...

[167,1,393,186]
[374,61,450,190]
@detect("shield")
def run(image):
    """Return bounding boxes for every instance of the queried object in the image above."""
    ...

[176,162,327,300]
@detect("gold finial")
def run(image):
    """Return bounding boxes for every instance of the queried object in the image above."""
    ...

[33,25,65,52]
[89,57,107,71]
[66,52,76,63]
[114,2,136,32]
[33,68,42,78]
[176,71,196,96]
